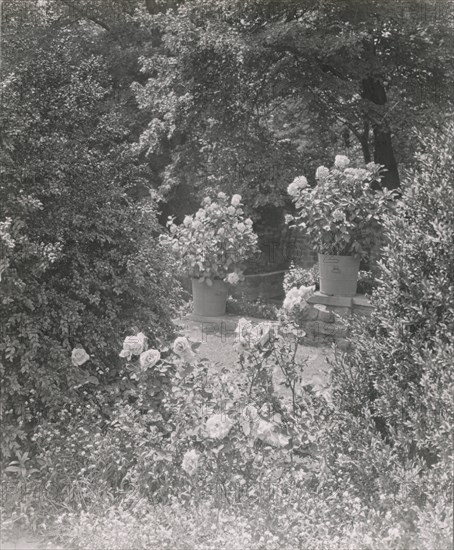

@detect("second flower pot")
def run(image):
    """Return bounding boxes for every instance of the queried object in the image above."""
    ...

[192,278,228,316]
[318,254,360,296]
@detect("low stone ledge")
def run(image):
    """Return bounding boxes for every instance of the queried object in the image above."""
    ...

[296,292,373,347]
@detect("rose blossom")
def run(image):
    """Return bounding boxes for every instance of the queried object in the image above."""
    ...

[182,449,199,476]
[183,215,192,227]
[173,336,191,356]
[71,347,90,366]
[139,349,161,370]
[227,206,236,215]
[173,337,195,362]
[205,414,233,439]
[119,333,147,360]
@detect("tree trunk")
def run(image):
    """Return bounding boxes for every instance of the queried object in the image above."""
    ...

[361,76,400,190]
[359,119,371,163]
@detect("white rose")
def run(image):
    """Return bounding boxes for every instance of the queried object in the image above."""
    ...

[236,222,246,232]
[240,404,259,436]
[205,414,233,439]
[173,337,195,363]
[195,210,206,219]
[334,155,350,170]
[182,449,200,476]
[183,215,192,227]
[227,206,236,215]
[192,220,201,230]
[173,336,191,356]
[245,218,253,226]
[315,166,330,180]
[71,347,90,366]
[231,194,242,207]
[234,317,254,349]
[119,333,147,360]
[139,349,161,371]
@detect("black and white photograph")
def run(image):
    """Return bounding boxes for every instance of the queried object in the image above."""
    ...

[1,0,453,548]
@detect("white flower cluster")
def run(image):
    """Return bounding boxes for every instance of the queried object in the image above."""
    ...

[334,155,350,170]
[282,285,316,312]
[173,336,195,363]
[287,176,308,197]
[119,332,148,361]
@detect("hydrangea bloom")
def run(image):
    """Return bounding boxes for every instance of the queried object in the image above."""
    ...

[226,272,240,285]
[287,176,308,197]
[71,347,90,366]
[231,194,242,206]
[139,349,161,370]
[182,449,199,476]
[283,285,315,312]
[315,166,330,180]
[119,333,147,360]
[205,414,233,439]
[334,155,350,170]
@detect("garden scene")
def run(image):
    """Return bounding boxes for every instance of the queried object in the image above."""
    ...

[1,1,453,549]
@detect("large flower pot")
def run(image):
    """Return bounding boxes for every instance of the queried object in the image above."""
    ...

[192,278,228,316]
[318,254,360,296]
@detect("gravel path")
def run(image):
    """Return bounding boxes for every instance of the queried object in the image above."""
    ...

[174,313,334,397]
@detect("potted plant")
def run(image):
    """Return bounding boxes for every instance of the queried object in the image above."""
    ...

[160,192,259,316]
[286,156,395,296]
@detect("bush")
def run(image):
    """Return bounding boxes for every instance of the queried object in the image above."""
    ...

[0,29,182,460]
[327,124,454,530]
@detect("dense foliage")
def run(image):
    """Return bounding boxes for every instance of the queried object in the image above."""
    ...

[1,2,453,549]
[0,2,182,460]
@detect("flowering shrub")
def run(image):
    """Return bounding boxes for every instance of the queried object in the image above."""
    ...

[286,156,396,260]
[160,192,259,285]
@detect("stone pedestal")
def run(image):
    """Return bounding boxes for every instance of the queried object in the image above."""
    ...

[296,292,373,349]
